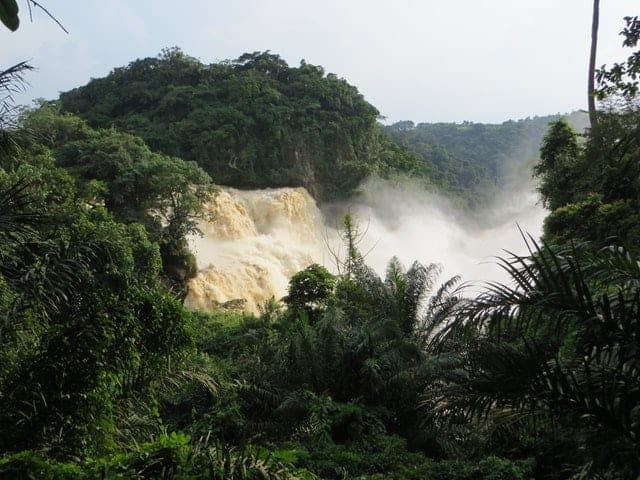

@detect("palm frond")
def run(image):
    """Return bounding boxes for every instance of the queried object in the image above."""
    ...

[0,61,33,131]
[427,239,640,477]
[0,177,43,243]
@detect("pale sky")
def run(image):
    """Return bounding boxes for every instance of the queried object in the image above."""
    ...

[1,0,637,123]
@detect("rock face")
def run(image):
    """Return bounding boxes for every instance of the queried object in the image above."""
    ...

[185,187,329,314]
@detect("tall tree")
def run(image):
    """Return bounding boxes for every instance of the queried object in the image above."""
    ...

[588,0,600,127]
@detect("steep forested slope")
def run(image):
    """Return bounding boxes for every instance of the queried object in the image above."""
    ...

[58,49,426,201]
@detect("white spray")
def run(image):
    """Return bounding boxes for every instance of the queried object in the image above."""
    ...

[338,178,546,290]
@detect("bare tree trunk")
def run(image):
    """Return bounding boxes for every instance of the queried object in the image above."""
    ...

[588,0,600,128]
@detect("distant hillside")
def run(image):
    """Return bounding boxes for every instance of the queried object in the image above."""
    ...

[58,48,426,201]
[385,111,589,204]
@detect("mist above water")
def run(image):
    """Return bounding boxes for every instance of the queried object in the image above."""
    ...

[186,179,546,314]
[334,178,546,288]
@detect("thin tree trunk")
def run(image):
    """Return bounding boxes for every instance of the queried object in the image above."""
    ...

[588,0,600,128]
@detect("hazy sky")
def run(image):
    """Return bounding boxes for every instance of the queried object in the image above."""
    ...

[1,0,637,123]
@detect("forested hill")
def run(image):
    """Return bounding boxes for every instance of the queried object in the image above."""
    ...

[58,47,586,206]
[385,111,589,204]
[58,48,426,201]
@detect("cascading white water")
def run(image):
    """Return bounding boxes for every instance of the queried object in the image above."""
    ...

[185,187,329,314]
[185,180,546,314]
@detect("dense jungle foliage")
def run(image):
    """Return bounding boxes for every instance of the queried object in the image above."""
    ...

[1,9,640,480]
[536,109,640,253]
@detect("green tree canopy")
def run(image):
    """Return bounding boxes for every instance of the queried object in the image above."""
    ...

[57,48,425,201]
[18,105,215,290]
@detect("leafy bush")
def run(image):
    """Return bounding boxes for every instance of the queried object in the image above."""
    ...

[0,451,84,480]
[0,433,305,479]
[294,434,533,480]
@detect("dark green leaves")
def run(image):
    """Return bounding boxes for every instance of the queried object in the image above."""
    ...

[596,16,640,102]
[0,0,19,32]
